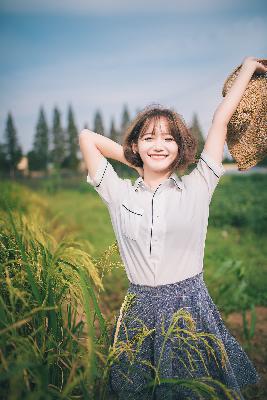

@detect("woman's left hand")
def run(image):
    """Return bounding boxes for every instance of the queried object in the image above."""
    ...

[241,56,267,74]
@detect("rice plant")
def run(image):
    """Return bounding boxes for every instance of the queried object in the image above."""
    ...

[103,292,241,400]
[0,202,108,399]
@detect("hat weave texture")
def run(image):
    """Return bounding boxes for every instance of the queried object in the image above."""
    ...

[222,59,267,170]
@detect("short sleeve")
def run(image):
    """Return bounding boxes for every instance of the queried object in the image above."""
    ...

[188,149,226,203]
[86,156,126,206]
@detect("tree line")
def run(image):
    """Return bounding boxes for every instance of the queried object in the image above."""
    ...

[0,104,207,178]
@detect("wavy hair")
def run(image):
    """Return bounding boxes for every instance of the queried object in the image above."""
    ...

[122,104,198,174]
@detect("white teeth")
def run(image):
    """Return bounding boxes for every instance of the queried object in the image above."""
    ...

[150,155,167,159]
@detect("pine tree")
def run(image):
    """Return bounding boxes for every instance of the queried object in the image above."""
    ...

[119,104,131,144]
[27,150,40,173]
[64,105,79,170]
[93,110,105,135]
[190,113,205,157]
[30,107,49,172]
[0,143,9,175]
[4,112,22,178]
[51,107,66,169]
[110,117,118,142]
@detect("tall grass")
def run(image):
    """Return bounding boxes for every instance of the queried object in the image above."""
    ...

[210,259,257,346]
[0,181,113,399]
[0,205,109,399]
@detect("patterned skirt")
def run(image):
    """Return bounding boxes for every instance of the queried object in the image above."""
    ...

[107,272,261,400]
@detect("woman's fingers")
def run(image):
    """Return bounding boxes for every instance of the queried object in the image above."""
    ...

[256,60,267,73]
[242,56,267,74]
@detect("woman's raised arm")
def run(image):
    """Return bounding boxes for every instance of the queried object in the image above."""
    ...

[79,129,139,179]
[203,57,267,165]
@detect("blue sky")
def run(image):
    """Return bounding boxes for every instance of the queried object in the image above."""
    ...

[0,1,266,156]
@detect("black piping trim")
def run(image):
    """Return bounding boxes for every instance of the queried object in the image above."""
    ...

[149,183,162,255]
[122,204,143,216]
[169,176,182,189]
[200,157,220,179]
[96,160,108,187]
[134,181,142,192]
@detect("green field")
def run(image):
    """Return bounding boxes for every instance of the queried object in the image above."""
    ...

[1,172,266,399]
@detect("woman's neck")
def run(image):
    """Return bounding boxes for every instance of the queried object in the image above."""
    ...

[143,169,172,191]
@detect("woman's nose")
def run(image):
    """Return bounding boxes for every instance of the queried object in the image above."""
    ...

[153,139,165,149]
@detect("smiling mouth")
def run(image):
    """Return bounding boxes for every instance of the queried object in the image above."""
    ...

[149,155,168,159]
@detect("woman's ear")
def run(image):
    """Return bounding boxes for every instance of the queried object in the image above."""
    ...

[132,142,138,154]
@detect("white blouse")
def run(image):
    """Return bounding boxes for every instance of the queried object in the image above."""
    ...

[86,149,226,286]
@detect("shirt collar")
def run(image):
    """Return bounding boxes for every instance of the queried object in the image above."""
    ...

[133,172,184,192]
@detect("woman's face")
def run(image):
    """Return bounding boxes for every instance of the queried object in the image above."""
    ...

[132,116,178,174]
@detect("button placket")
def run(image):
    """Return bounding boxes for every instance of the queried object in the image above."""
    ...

[153,193,167,284]
[149,187,161,255]
[150,192,164,254]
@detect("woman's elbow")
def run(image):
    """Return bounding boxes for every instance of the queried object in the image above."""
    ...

[79,129,96,146]
[79,128,93,137]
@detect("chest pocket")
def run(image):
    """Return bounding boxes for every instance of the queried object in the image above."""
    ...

[120,201,144,240]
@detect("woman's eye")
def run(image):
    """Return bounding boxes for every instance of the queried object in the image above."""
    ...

[143,136,173,141]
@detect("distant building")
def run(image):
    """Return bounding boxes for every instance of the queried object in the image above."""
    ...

[16,156,29,176]
[223,163,239,171]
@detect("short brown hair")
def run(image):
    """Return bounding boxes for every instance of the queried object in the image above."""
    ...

[122,103,198,174]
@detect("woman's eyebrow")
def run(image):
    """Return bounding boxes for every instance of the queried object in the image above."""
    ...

[143,132,171,135]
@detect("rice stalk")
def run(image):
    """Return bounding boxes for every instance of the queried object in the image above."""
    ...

[107,298,238,400]
[0,202,105,399]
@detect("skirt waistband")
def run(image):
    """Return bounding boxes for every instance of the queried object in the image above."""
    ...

[128,272,204,295]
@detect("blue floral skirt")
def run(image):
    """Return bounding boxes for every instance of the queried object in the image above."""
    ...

[107,272,261,399]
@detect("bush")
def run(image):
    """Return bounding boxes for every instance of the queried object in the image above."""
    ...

[210,174,267,234]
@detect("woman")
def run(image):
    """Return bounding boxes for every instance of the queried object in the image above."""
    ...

[79,56,265,399]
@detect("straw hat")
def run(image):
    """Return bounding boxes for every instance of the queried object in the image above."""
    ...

[222,59,267,170]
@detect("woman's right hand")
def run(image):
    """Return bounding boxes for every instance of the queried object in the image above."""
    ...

[241,56,267,74]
